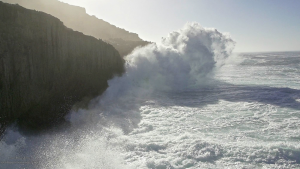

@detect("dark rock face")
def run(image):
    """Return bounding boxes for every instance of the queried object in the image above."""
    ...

[0,2,124,131]
[1,0,151,56]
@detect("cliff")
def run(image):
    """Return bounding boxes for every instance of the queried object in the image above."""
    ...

[0,2,124,131]
[1,0,150,56]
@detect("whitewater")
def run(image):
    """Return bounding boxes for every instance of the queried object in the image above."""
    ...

[1,23,300,169]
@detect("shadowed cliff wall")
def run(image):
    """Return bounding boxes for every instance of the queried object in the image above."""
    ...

[0,2,124,131]
[1,0,151,56]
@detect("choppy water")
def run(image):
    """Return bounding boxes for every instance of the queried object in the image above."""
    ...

[1,23,300,169]
[120,51,300,168]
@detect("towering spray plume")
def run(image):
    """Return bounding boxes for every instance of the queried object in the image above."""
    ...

[97,23,234,103]
[111,23,234,92]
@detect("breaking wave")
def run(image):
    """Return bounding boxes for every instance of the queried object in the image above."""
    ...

[67,22,234,123]
[0,23,238,169]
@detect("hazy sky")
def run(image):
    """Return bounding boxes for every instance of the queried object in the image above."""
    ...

[59,0,300,52]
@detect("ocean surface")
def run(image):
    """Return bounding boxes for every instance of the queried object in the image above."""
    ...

[1,24,300,169]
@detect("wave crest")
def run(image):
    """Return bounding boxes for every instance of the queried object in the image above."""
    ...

[101,23,235,104]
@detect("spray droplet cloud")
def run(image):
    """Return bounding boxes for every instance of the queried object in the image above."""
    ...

[99,23,235,103]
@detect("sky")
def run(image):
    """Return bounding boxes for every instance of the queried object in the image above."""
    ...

[58,0,300,53]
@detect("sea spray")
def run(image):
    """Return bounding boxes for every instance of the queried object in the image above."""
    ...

[0,23,235,169]
[65,23,235,134]
[68,23,235,123]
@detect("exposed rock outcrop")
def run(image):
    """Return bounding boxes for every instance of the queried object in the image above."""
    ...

[0,2,124,131]
[1,0,150,56]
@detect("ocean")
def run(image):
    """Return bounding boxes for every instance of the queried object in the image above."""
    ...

[1,23,300,169]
